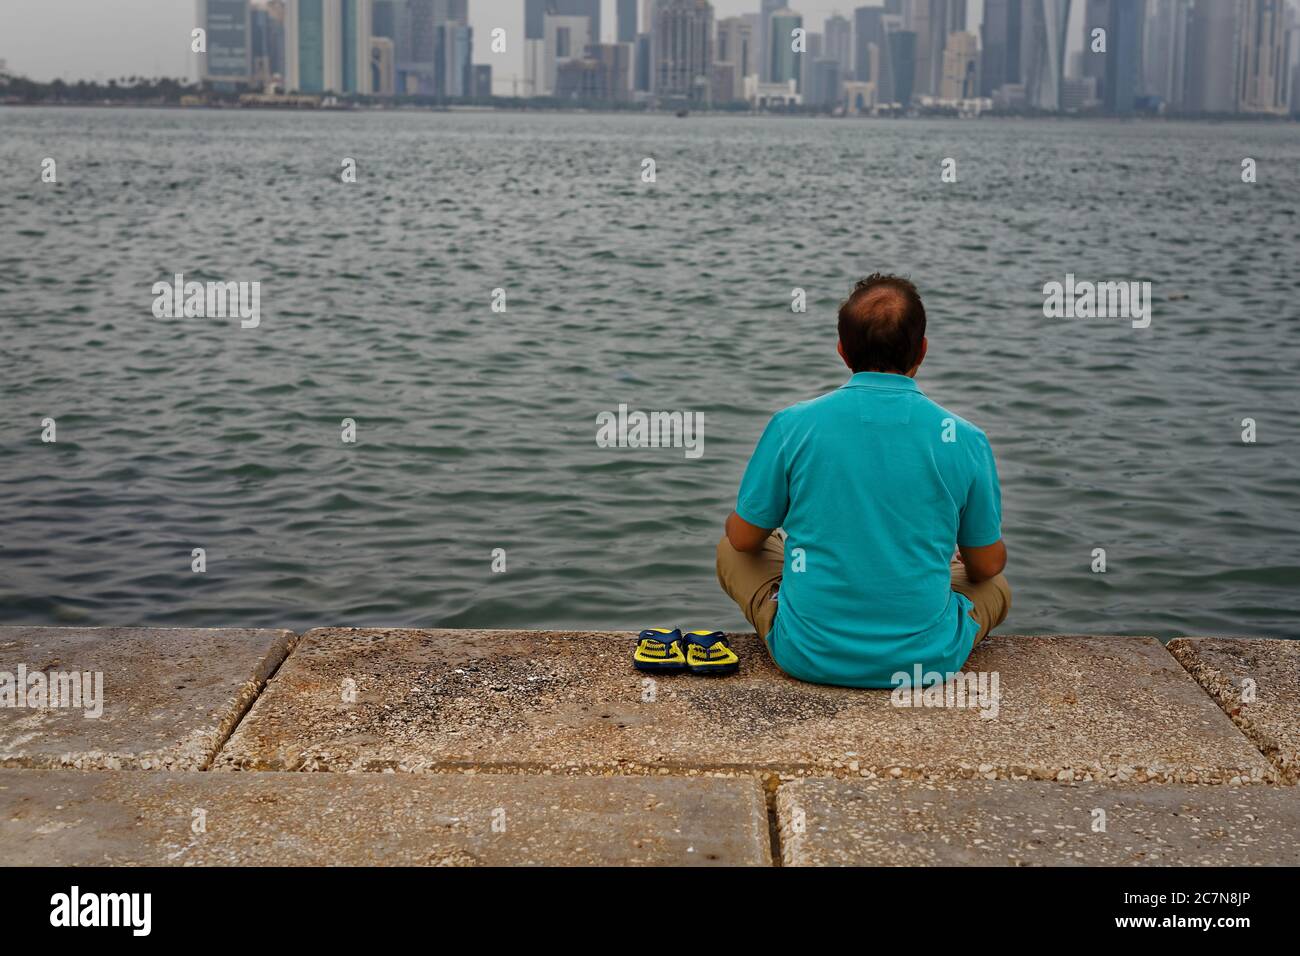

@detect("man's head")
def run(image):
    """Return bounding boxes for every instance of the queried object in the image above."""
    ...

[836,273,928,376]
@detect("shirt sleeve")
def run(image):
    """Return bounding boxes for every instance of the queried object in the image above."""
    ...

[957,431,1003,548]
[735,414,789,530]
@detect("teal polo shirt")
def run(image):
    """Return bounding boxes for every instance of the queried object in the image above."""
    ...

[735,371,1003,688]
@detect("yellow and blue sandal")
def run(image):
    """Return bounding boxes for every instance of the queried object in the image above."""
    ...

[683,630,738,675]
[633,628,687,672]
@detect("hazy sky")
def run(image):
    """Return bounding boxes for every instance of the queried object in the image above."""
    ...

[0,0,1054,90]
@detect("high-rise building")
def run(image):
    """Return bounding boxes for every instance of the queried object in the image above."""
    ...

[940,30,978,98]
[1144,0,1181,102]
[1082,0,1108,97]
[1061,74,1098,109]
[1289,13,1300,114]
[618,0,639,43]
[540,14,592,95]
[287,0,374,94]
[1105,0,1145,113]
[768,8,803,90]
[250,4,272,84]
[556,42,633,100]
[824,14,853,74]
[525,0,600,40]
[808,57,843,106]
[980,0,1022,96]
[372,0,397,40]
[888,27,917,104]
[716,16,757,99]
[473,63,493,97]
[526,0,601,96]
[435,20,472,97]
[198,0,252,86]
[1183,0,1241,113]
[1237,0,1290,113]
[635,32,652,91]
[371,35,395,94]
[855,6,887,83]
[758,0,784,81]
[266,0,287,78]
[856,10,907,104]
[397,0,468,92]
[652,0,714,101]
[801,31,824,95]
[906,0,966,98]
[1022,0,1071,110]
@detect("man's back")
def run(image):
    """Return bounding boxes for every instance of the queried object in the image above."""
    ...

[735,371,1002,687]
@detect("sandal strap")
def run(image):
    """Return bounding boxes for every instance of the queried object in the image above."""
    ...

[683,630,726,647]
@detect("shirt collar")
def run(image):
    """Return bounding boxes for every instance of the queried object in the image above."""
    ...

[840,371,921,392]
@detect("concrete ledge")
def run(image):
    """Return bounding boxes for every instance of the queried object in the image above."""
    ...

[775,778,1300,866]
[1168,638,1299,784]
[0,768,771,866]
[0,627,297,771]
[215,629,1273,784]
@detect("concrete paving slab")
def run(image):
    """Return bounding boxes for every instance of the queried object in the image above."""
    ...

[0,627,297,770]
[1168,638,1299,783]
[0,768,770,866]
[216,629,1272,784]
[775,778,1300,866]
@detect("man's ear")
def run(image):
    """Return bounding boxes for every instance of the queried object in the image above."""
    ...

[837,339,852,369]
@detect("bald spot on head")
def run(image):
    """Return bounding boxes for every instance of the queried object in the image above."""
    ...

[836,274,927,374]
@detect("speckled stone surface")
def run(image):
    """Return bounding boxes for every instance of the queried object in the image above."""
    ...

[0,768,770,866]
[776,778,1300,866]
[0,627,297,771]
[1168,638,1299,784]
[215,629,1272,784]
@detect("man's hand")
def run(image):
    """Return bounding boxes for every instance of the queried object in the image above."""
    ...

[958,539,1007,583]
[725,511,774,553]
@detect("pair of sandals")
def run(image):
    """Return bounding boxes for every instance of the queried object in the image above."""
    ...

[633,628,739,675]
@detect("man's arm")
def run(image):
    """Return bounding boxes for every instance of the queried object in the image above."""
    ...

[725,510,774,553]
[958,539,1007,583]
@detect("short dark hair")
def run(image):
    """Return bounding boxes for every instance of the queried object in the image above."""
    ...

[836,274,927,374]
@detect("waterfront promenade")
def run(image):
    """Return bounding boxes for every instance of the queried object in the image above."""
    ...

[1,627,1295,866]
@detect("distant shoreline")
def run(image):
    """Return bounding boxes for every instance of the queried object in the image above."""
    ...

[3,100,1297,124]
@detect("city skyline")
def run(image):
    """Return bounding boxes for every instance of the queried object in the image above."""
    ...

[3,0,1053,90]
[0,0,1295,116]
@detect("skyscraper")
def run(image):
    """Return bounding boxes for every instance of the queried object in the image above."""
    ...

[716,16,757,98]
[855,6,887,83]
[525,0,601,41]
[542,14,592,94]
[1082,0,1108,99]
[1104,0,1145,113]
[1022,0,1072,110]
[940,30,979,98]
[907,0,966,98]
[371,35,396,93]
[1237,0,1290,113]
[768,8,803,90]
[824,14,853,74]
[618,0,639,43]
[288,0,373,94]
[652,0,714,101]
[1144,0,1182,103]
[526,0,601,96]
[1183,0,1240,113]
[888,27,917,104]
[198,0,252,86]
[372,0,397,39]
[980,0,1022,96]
[435,20,473,97]
[758,0,784,81]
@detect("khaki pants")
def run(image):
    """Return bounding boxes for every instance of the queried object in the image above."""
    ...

[715,534,1011,645]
